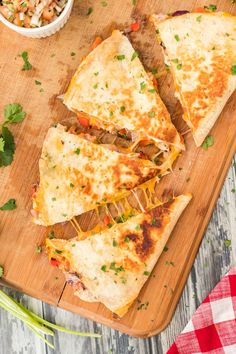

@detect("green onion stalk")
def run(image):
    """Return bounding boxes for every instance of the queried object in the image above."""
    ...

[0,290,101,349]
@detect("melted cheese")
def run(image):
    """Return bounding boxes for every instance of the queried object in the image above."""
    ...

[32,124,158,226]
[46,194,192,316]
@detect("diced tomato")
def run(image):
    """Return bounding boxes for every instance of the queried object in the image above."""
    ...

[77,115,90,127]
[50,259,60,267]
[131,22,140,32]
[152,76,158,89]
[91,36,103,51]
[193,7,205,13]
[104,215,110,225]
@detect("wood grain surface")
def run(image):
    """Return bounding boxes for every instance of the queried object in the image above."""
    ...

[0,0,236,340]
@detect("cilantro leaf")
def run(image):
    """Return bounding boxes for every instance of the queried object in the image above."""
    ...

[0,137,4,152]
[4,103,26,124]
[0,265,4,278]
[0,127,15,167]
[0,198,16,211]
[201,135,214,150]
[21,51,32,71]
[224,239,231,247]
[231,65,236,75]
[204,4,217,11]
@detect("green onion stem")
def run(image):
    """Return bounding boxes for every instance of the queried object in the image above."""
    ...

[26,324,55,349]
[0,289,101,348]
[0,300,53,336]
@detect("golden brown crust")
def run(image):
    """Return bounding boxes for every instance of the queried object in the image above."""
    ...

[152,12,236,146]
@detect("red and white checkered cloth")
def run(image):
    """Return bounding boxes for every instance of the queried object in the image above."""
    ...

[167,267,236,354]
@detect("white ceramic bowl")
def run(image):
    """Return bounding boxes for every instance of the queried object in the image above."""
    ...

[0,0,74,38]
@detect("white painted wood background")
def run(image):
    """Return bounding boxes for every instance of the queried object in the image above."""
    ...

[0,157,235,354]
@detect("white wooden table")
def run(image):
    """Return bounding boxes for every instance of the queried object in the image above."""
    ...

[0,158,235,354]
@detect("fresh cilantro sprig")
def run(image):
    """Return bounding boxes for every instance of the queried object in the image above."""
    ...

[0,103,26,167]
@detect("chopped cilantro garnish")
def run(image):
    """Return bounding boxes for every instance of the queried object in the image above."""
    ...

[101,265,107,272]
[135,224,140,230]
[120,106,125,112]
[21,51,32,71]
[143,271,150,276]
[124,236,130,243]
[0,265,4,278]
[176,63,182,70]
[87,7,93,15]
[54,250,63,254]
[48,230,55,239]
[115,54,125,61]
[93,83,98,89]
[108,223,113,228]
[112,239,117,247]
[156,29,159,34]
[94,72,99,76]
[174,34,180,42]
[131,51,139,61]
[232,188,236,193]
[140,82,146,90]
[70,52,76,56]
[231,65,236,75]
[70,183,74,188]
[0,198,16,211]
[35,80,41,85]
[204,4,217,11]
[196,15,202,23]
[36,245,42,253]
[148,89,156,93]
[201,135,214,150]
[109,262,124,273]
[75,148,80,155]
[148,111,155,117]
[109,111,113,117]
[172,58,179,64]
[163,246,168,252]
[152,217,156,225]
[72,244,76,247]
[151,68,158,75]
[224,239,231,247]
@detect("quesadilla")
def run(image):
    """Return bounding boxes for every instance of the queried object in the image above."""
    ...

[151,11,236,146]
[46,193,192,317]
[32,123,158,226]
[63,29,184,170]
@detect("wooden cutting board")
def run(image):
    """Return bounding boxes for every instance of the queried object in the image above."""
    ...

[0,0,235,338]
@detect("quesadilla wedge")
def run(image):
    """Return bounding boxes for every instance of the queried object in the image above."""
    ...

[32,123,158,226]
[151,11,236,146]
[63,29,184,170]
[46,193,192,317]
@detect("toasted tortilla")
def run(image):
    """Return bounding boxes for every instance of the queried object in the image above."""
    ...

[152,12,236,146]
[46,194,192,316]
[32,124,158,226]
[63,30,184,152]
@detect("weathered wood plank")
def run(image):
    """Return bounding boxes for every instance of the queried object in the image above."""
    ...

[1,158,235,354]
